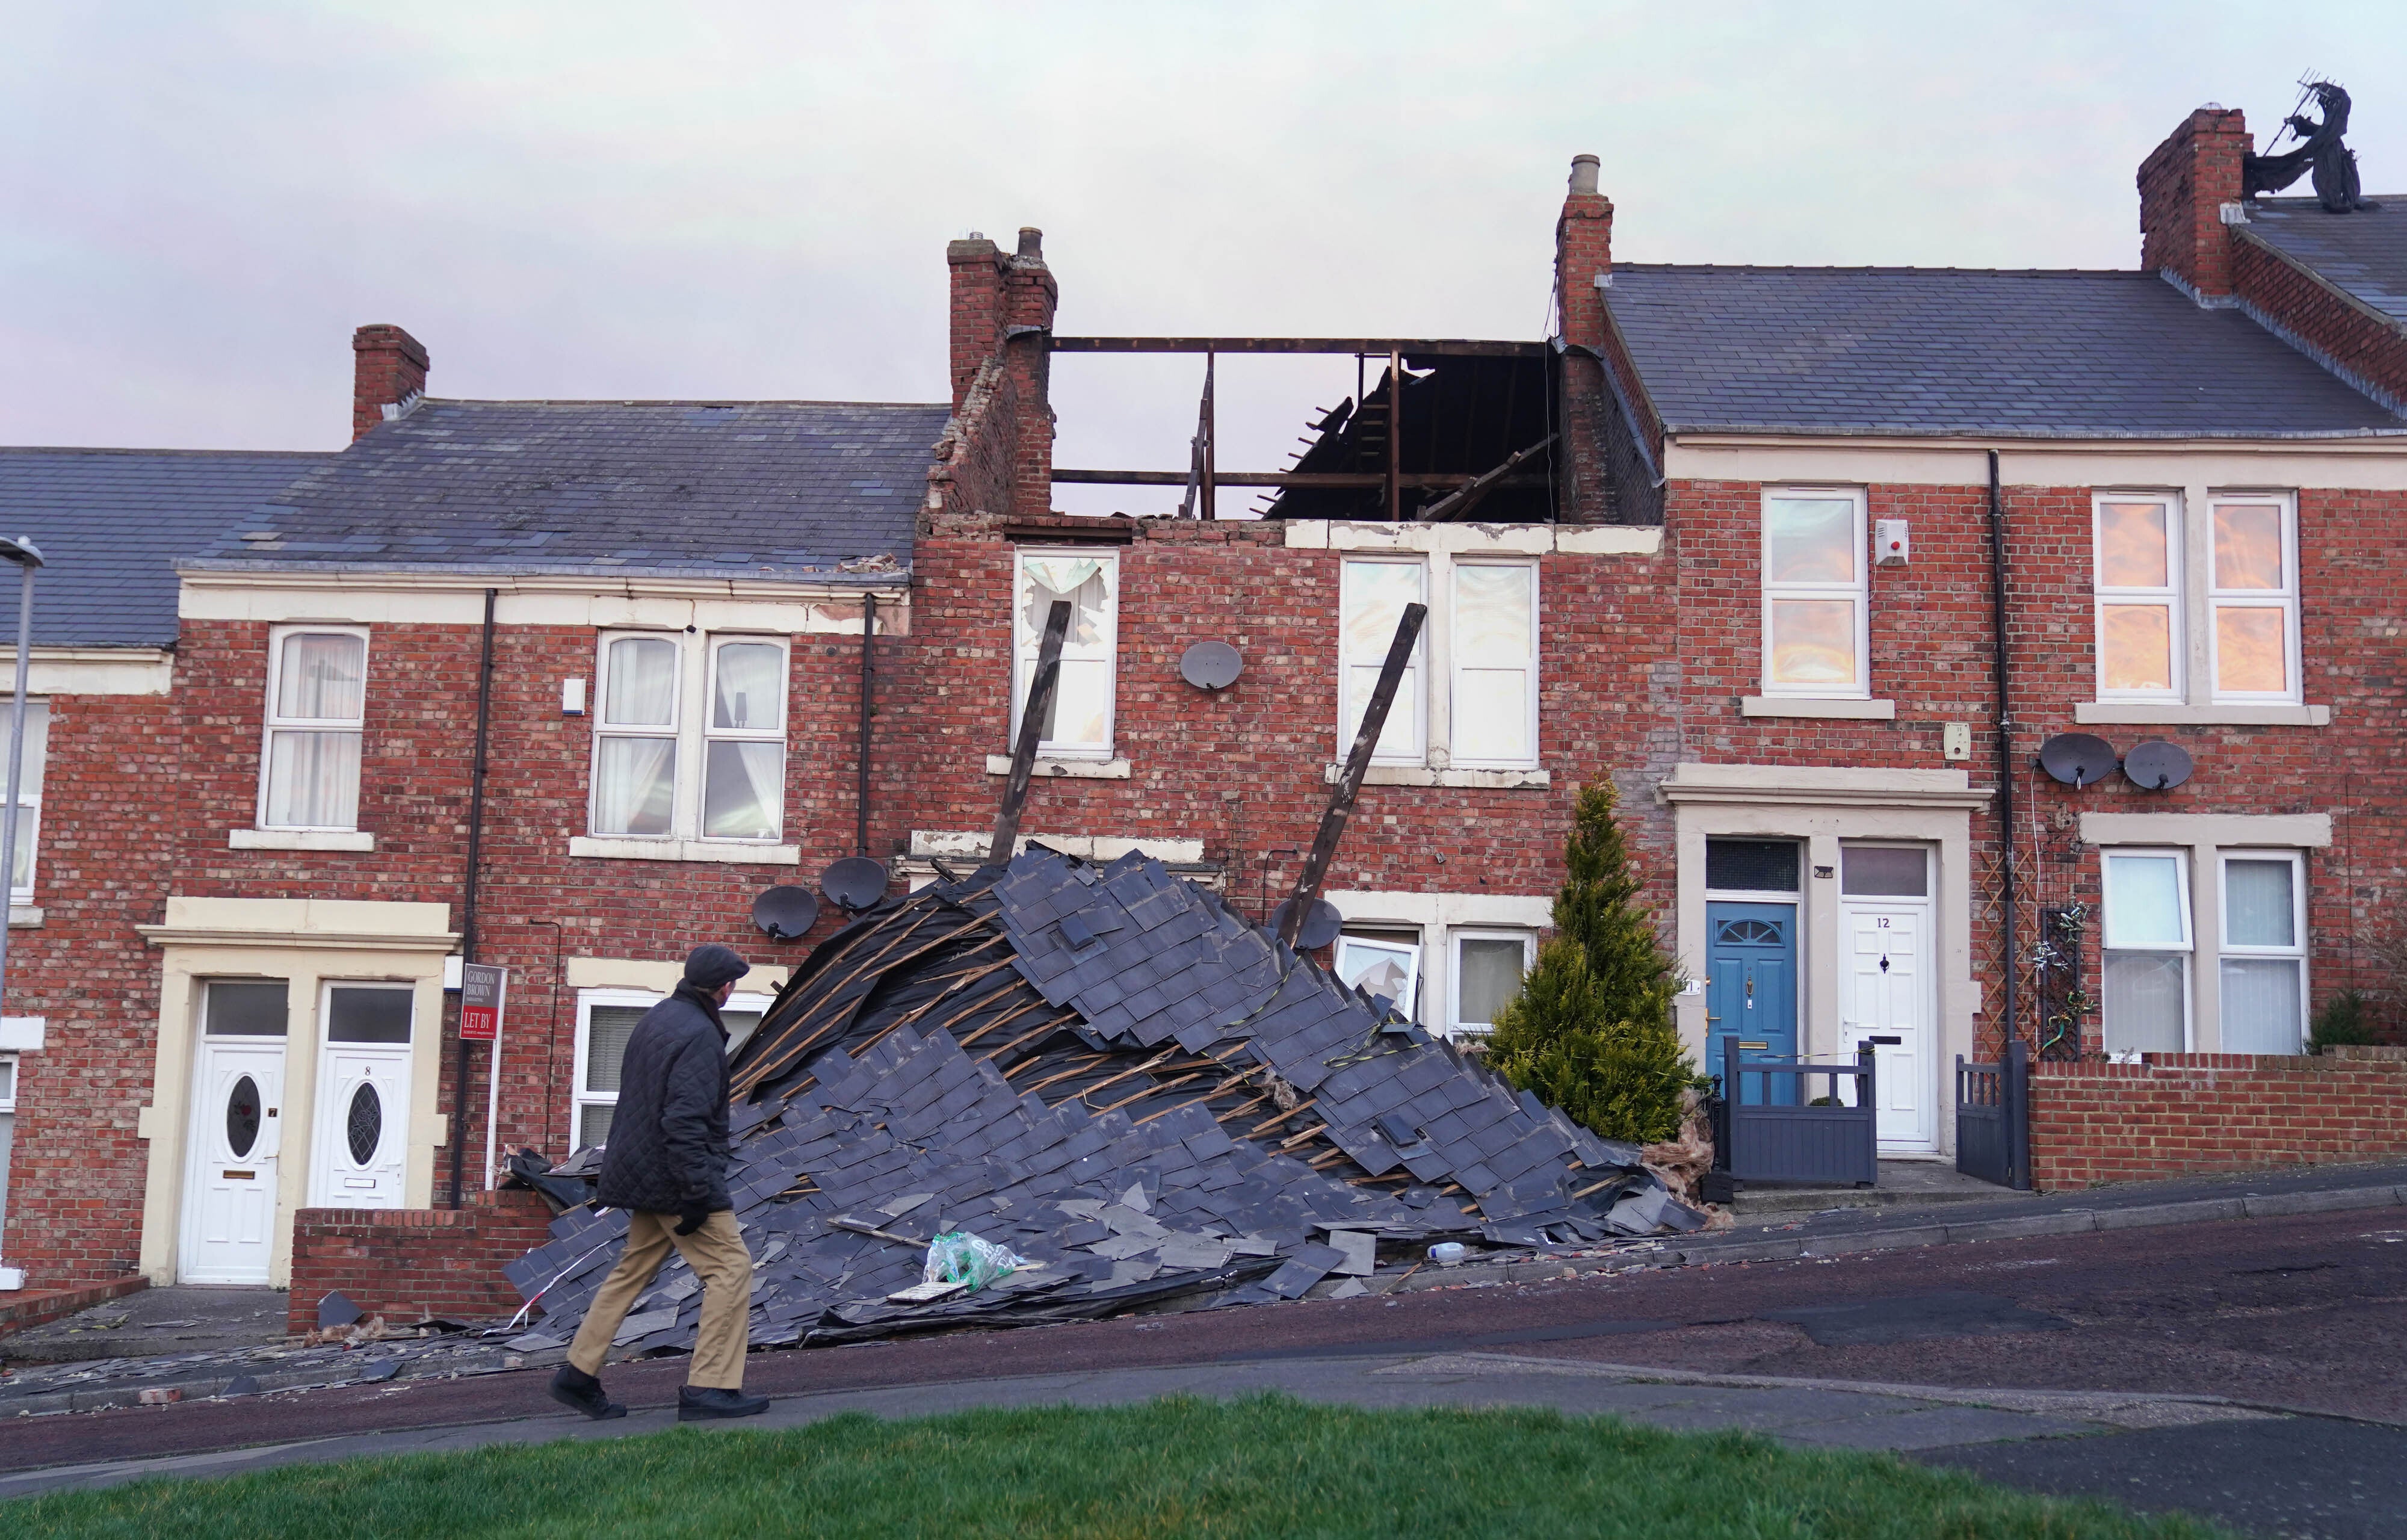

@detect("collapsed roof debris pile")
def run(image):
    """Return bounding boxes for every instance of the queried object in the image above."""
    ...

[506,850,1705,1355]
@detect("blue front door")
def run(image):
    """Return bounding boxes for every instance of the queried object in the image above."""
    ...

[1707,901,1799,1106]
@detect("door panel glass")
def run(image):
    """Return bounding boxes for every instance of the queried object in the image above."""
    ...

[225,1074,262,1158]
[346,1083,383,1164]
[206,981,289,1036]
[1841,847,1928,897]
[327,986,411,1043]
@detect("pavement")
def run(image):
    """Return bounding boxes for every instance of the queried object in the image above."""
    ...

[6,1160,2406,1537]
[0,1287,288,1366]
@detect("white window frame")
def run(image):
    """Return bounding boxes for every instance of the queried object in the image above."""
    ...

[2217,850,2308,1051]
[7,699,46,905]
[1450,928,1536,1037]
[1336,556,1430,766]
[589,631,791,845]
[1334,931,1423,1017]
[571,987,773,1148]
[2092,493,2186,704]
[1759,487,1870,700]
[258,625,370,832]
[0,1053,16,1112]
[2100,847,2193,1051]
[1010,548,1119,761]
[1447,559,1540,770]
[2207,493,2302,705]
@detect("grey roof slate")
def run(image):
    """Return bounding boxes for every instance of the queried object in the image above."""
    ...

[2243,196,2407,327]
[187,398,951,581]
[1606,265,2406,439]
[0,448,329,648]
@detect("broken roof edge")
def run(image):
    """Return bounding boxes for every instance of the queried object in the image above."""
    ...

[173,556,911,586]
[386,395,952,412]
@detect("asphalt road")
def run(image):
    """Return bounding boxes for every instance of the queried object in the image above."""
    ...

[7,1206,2403,1535]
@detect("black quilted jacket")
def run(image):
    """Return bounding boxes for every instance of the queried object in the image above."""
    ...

[595,983,732,1214]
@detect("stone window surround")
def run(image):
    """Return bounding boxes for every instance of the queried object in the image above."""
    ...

[1657,763,1988,1155]
[1323,888,1554,1041]
[2079,811,2333,1054]
[131,895,456,1288]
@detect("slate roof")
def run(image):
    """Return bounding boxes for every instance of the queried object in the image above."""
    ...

[2243,197,2407,327]
[187,398,951,581]
[0,448,329,648]
[1605,265,2407,439]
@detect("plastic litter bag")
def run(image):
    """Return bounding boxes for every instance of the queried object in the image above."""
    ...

[922,1229,1027,1293]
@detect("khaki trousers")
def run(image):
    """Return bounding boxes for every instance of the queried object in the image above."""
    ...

[566,1209,752,1390]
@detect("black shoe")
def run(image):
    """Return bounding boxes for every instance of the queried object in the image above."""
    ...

[678,1385,770,1421]
[548,1364,627,1420]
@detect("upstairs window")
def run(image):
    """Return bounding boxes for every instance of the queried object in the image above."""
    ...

[1450,563,1538,767]
[2208,496,2300,702]
[591,632,789,843]
[1011,551,1118,758]
[6,700,46,905]
[261,628,368,830]
[1760,490,1867,697]
[1339,558,1427,764]
[2094,496,2183,701]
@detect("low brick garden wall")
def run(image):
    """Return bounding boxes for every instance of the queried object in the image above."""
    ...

[2030,1045,2407,1192]
[285,1188,555,1336]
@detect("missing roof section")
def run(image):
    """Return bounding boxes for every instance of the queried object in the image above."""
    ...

[1265,353,1563,523]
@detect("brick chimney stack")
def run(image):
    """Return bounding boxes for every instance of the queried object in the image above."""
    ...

[941,226,1057,516]
[352,324,430,442]
[2138,107,2252,299]
[1555,155,1618,523]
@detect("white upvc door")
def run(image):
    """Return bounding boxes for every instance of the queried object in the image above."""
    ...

[310,983,414,1208]
[1840,903,1936,1152]
[179,1039,285,1284]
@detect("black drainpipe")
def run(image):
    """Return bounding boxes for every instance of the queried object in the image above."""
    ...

[1986,453,2019,1048]
[450,587,498,1210]
[856,593,876,854]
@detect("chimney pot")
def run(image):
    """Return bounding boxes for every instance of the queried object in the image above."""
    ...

[1568,154,1601,196]
[1017,227,1044,260]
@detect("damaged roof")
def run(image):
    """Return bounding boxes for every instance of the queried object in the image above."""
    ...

[2242,197,2407,329]
[1606,265,2406,439]
[0,447,329,648]
[508,850,1696,1354]
[185,398,950,583]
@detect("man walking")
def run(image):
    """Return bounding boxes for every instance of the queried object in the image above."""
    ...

[549,943,770,1422]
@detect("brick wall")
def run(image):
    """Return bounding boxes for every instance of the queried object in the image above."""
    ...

[2137,107,2249,296]
[2234,235,2407,411]
[285,1187,555,1334]
[2030,1046,2407,1190]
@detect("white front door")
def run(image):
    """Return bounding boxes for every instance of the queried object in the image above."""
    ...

[311,983,415,1208]
[1842,904,1935,1151]
[179,980,291,1284]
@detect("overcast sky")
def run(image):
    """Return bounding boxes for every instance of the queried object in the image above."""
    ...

[7,3,2404,515]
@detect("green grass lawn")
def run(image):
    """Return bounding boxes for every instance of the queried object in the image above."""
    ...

[10,1393,2229,1539]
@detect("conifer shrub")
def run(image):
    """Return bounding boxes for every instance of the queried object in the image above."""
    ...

[1486,778,1701,1144]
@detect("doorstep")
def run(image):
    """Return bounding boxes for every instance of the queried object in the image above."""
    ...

[1729,1158,2039,1217]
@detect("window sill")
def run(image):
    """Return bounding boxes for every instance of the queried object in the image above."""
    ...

[230,829,375,852]
[568,836,802,866]
[1321,764,1551,790]
[1740,696,1896,720]
[2074,702,2330,726]
[8,906,39,929]
[983,755,1132,781]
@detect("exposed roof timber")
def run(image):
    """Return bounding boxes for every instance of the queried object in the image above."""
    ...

[1054,469,1547,488]
[1052,337,1546,357]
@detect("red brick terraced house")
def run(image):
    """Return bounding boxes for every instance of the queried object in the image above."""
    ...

[6,98,2407,1297]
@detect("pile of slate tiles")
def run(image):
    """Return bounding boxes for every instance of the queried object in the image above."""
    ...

[504,850,1705,1356]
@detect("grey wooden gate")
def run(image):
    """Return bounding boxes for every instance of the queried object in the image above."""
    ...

[1720,1037,1877,1187]
[1954,1038,2032,1190]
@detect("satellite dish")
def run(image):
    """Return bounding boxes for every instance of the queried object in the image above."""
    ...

[2122,739,2194,791]
[2038,732,2118,788]
[1178,640,1243,691]
[1268,897,1342,950]
[819,856,889,913]
[751,885,820,941]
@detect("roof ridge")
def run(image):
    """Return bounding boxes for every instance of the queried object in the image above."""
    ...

[0,445,333,459]
[1612,263,2154,277]
[409,397,950,410]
